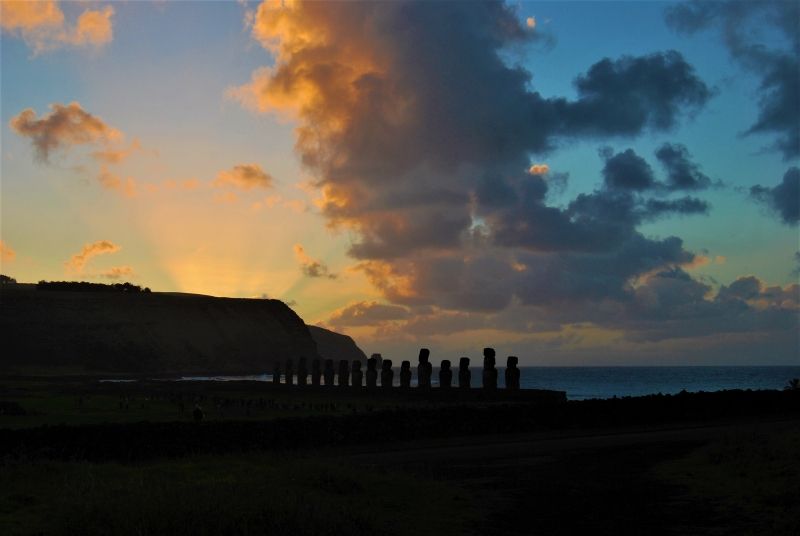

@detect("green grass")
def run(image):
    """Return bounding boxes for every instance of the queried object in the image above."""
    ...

[0,454,474,536]
[656,425,800,535]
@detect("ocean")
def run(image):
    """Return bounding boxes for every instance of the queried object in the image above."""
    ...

[174,366,800,400]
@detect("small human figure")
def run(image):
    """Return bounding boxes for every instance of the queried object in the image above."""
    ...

[439,359,453,389]
[272,361,281,386]
[458,357,471,389]
[505,356,520,391]
[311,358,322,386]
[351,360,363,388]
[399,361,412,389]
[297,357,308,386]
[338,360,350,387]
[482,348,497,390]
[285,358,294,386]
[366,357,378,389]
[381,359,394,389]
[192,404,204,422]
[323,359,335,386]
[417,348,432,390]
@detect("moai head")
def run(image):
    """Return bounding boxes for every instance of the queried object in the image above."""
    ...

[381,359,393,371]
[339,360,349,374]
[401,360,411,372]
[441,359,451,371]
[298,357,307,370]
[273,360,281,373]
[312,358,321,372]
[367,357,377,371]
[459,357,470,370]
[285,358,294,371]
[483,347,496,368]
[418,348,430,364]
[371,353,383,369]
[352,360,362,372]
[324,359,334,371]
[507,356,518,368]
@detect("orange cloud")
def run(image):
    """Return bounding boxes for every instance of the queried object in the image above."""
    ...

[0,240,16,264]
[65,240,121,273]
[98,167,138,197]
[96,266,134,280]
[528,163,549,175]
[0,2,114,53]
[214,164,274,190]
[526,17,536,29]
[293,244,336,279]
[10,102,122,161]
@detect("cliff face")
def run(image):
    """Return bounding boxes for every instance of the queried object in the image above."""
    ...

[0,285,320,374]
[307,325,368,364]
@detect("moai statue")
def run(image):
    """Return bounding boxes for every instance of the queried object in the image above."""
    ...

[272,360,281,386]
[297,357,308,387]
[366,357,378,389]
[351,360,363,388]
[417,348,432,390]
[505,356,521,391]
[311,358,322,386]
[323,359,335,386]
[338,360,350,388]
[285,358,294,386]
[482,347,498,390]
[439,360,453,389]
[381,359,394,389]
[371,353,383,372]
[458,357,471,389]
[399,361,412,389]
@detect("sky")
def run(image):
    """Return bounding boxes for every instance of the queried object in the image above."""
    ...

[1,0,798,365]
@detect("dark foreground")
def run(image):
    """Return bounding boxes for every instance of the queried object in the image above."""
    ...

[1,380,798,535]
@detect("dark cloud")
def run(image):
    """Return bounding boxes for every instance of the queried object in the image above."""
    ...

[601,148,656,191]
[327,301,410,327]
[655,143,713,190]
[293,244,337,279]
[750,167,800,224]
[665,1,800,159]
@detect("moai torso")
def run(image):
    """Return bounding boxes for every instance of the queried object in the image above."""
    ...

[311,359,321,386]
[366,357,378,389]
[272,361,281,386]
[297,357,308,386]
[417,348,432,390]
[338,360,350,388]
[352,361,363,387]
[482,348,497,390]
[323,359,335,386]
[400,361,412,389]
[439,360,453,388]
[458,357,471,389]
[505,356,520,391]
[285,358,294,386]
[381,359,394,389]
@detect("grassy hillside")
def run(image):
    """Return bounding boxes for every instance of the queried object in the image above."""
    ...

[0,284,323,374]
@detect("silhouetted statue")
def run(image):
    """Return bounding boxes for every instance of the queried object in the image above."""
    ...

[272,361,281,386]
[352,360,363,387]
[482,348,497,390]
[285,358,294,386]
[459,357,471,389]
[311,359,321,386]
[381,359,394,389]
[439,360,453,388]
[323,359,335,386]
[193,404,204,422]
[505,356,520,391]
[400,360,412,389]
[297,357,308,386]
[366,357,378,389]
[338,360,350,387]
[417,348,432,390]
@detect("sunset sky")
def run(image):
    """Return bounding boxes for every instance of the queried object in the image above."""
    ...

[1,0,798,365]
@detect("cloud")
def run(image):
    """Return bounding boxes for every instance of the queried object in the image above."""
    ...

[0,1,114,53]
[96,266,135,280]
[600,148,656,191]
[10,102,122,162]
[214,164,274,190]
[0,241,16,264]
[293,244,337,279]
[327,301,410,327]
[749,167,800,225]
[665,1,799,159]
[528,163,549,175]
[654,143,712,191]
[65,240,121,273]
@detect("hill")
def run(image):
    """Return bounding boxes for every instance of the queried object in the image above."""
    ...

[308,325,367,364]
[0,284,362,374]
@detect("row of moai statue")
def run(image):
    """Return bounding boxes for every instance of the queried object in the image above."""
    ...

[271,348,521,391]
